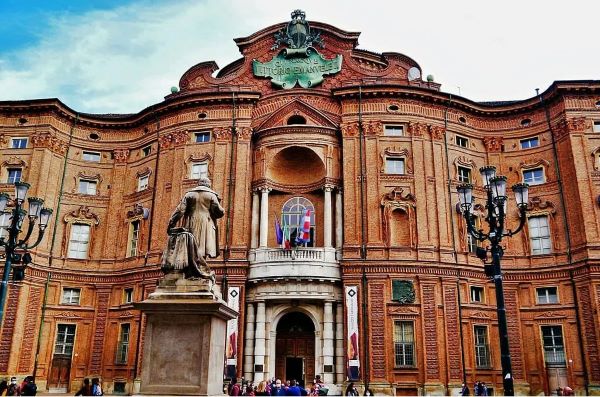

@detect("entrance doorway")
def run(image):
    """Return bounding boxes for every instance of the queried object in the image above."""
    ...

[276,312,315,387]
[48,324,76,392]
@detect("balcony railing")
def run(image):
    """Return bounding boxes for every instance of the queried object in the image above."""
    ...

[544,349,566,366]
[248,247,340,281]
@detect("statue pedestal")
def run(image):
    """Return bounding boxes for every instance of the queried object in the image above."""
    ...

[135,274,237,396]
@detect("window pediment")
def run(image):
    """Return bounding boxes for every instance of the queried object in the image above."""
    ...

[64,205,100,226]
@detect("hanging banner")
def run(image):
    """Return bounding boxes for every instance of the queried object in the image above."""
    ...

[225,286,240,378]
[345,286,360,380]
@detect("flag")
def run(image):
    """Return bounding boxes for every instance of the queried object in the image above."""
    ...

[281,216,291,249]
[275,215,283,245]
[295,209,311,245]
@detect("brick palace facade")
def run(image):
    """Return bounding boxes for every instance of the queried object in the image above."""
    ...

[0,11,599,396]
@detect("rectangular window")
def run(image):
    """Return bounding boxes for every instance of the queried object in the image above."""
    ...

[191,162,208,180]
[7,168,22,183]
[458,166,471,183]
[523,168,544,185]
[128,220,140,257]
[55,324,76,356]
[384,125,404,136]
[116,323,131,364]
[470,286,484,303]
[385,158,405,174]
[82,151,101,162]
[0,212,10,240]
[541,326,566,365]
[520,137,539,149]
[142,146,152,157]
[68,224,91,259]
[528,216,552,255]
[474,326,491,368]
[456,135,469,148]
[137,175,149,191]
[537,287,558,304]
[194,131,210,143]
[11,138,28,149]
[393,321,415,367]
[62,288,81,305]
[78,180,97,195]
[593,121,600,133]
[124,288,134,304]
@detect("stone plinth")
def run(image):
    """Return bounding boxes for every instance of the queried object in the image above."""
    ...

[135,274,238,396]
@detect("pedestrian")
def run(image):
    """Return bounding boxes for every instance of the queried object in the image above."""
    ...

[0,380,8,396]
[20,377,36,396]
[229,378,241,396]
[75,378,92,396]
[256,381,269,396]
[90,378,102,396]
[271,379,286,396]
[286,380,302,396]
[345,383,358,396]
[480,382,488,396]
[7,377,19,396]
[460,383,470,396]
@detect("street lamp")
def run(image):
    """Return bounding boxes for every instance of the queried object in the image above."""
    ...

[457,166,529,397]
[0,182,53,326]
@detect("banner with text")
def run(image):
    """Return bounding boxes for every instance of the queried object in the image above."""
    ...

[225,286,240,378]
[345,286,360,380]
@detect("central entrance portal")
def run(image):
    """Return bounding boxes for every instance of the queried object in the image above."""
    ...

[276,312,315,387]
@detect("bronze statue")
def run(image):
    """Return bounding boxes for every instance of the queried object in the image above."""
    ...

[161,177,224,280]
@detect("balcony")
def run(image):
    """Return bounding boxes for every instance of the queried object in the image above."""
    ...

[544,349,566,367]
[248,247,340,281]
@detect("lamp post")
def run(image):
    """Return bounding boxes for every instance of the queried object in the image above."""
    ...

[0,182,53,326]
[457,166,529,397]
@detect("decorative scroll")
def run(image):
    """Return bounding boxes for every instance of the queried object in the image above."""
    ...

[31,132,68,155]
[429,125,445,140]
[483,136,503,152]
[345,286,360,381]
[113,149,130,163]
[64,205,100,226]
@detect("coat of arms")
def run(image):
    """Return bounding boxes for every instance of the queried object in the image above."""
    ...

[253,10,342,89]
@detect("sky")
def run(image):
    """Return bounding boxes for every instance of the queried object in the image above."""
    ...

[0,0,598,114]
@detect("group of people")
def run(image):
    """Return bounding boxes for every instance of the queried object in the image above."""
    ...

[459,381,489,396]
[0,376,37,396]
[228,376,327,396]
[74,378,103,396]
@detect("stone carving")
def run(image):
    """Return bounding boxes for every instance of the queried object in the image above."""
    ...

[161,177,225,280]
[429,125,445,140]
[64,206,100,226]
[113,149,130,163]
[31,132,68,155]
[483,136,503,152]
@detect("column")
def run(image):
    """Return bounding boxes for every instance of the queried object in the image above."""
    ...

[259,188,270,248]
[335,189,343,248]
[253,301,266,380]
[335,302,344,384]
[243,303,255,380]
[324,186,333,248]
[250,190,260,248]
[323,301,335,384]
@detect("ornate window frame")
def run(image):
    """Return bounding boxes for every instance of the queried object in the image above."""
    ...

[381,147,412,175]
[381,187,417,248]
[136,167,152,191]
[2,156,27,183]
[126,203,148,258]
[73,172,102,195]
[62,206,100,260]
[185,153,212,180]
[453,156,476,184]
[520,159,550,185]
[522,197,557,255]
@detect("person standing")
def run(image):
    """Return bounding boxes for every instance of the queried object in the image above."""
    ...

[286,380,302,396]
[271,379,286,396]
[6,378,19,396]
[460,383,470,396]
[75,379,92,396]
[91,378,102,396]
[344,383,358,396]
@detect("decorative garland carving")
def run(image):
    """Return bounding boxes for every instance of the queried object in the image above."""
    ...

[126,203,149,219]
[407,122,427,137]
[381,187,417,248]
[136,167,152,178]
[185,153,212,164]
[527,196,556,214]
[31,132,68,155]
[520,158,550,170]
[363,120,382,135]
[341,122,359,137]
[236,126,253,140]
[113,149,130,163]
[53,311,83,320]
[1,157,27,169]
[429,125,445,140]
[251,177,341,194]
[213,126,232,141]
[64,206,101,226]
[483,136,503,152]
[159,130,189,148]
[554,117,586,138]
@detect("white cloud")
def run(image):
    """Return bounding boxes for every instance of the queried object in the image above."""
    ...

[0,0,598,113]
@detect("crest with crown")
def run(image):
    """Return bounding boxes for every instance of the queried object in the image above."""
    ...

[272,9,324,50]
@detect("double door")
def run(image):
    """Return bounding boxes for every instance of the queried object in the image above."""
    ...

[275,332,314,387]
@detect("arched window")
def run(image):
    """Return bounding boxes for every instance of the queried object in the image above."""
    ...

[287,115,307,125]
[281,197,316,247]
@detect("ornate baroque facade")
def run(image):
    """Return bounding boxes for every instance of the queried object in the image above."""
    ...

[1,12,600,396]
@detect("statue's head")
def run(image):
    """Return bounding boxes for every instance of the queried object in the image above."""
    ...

[198,177,212,188]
